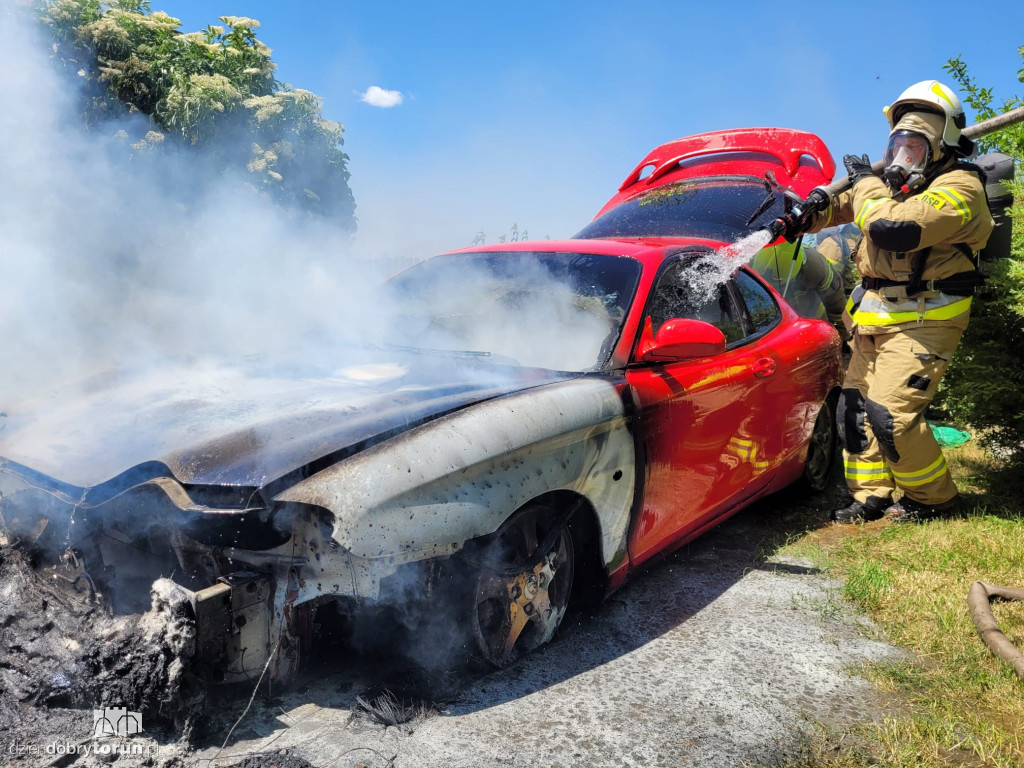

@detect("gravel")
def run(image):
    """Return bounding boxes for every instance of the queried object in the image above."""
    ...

[1,500,906,768]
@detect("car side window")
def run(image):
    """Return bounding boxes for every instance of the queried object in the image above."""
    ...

[732,270,781,336]
[648,258,744,344]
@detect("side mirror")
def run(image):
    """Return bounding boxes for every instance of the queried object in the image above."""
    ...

[636,318,727,363]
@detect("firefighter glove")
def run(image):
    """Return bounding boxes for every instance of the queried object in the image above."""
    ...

[776,188,831,242]
[843,154,874,186]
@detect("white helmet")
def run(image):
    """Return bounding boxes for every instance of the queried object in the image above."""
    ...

[883,80,968,151]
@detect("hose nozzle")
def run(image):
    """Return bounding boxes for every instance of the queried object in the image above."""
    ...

[764,217,787,241]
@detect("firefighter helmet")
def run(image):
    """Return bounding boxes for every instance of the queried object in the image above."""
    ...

[883,80,968,151]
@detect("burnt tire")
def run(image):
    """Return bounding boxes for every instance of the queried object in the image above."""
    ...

[800,394,838,493]
[468,502,575,668]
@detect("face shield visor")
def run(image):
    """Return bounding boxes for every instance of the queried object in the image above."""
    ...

[882,130,932,192]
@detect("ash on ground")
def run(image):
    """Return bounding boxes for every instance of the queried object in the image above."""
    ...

[222,751,316,768]
[0,544,203,766]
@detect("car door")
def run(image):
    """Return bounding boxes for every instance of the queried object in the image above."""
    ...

[625,257,781,566]
[733,267,840,477]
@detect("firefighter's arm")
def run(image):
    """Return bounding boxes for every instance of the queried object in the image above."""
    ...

[798,246,848,339]
[804,188,856,234]
[816,237,839,266]
[801,247,847,314]
[850,175,984,253]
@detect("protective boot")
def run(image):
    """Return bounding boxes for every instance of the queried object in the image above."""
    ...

[832,495,893,523]
[887,494,961,523]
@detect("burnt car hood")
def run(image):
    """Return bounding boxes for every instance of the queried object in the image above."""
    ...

[0,352,579,496]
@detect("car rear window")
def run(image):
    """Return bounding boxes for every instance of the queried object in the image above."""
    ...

[574,178,787,242]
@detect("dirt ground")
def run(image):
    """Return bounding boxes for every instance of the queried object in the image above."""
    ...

[0,490,905,768]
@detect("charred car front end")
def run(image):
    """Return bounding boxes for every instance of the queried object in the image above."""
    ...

[0,246,645,690]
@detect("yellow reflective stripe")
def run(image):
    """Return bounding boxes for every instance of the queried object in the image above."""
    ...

[854,296,972,325]
[728,437,753,459]
[855,198,885,230]
[927,187,971,224]
[892,455,948,487]
[844,460,892,481]
[899,471,949,488]
[845,467,893,481]
[846,460,888,469]
[815,258,837,291]
[943,186,971,222]
[892,454,945,480]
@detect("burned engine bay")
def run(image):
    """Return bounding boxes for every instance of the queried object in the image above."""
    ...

[0,360,635,755]
[0,463,454,727]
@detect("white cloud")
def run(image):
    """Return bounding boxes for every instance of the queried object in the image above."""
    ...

[360,85,403,108]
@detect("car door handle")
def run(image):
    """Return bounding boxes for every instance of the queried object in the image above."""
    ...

[752,357,776,378]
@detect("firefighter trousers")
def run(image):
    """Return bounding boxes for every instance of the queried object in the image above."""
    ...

[837,324,963,506]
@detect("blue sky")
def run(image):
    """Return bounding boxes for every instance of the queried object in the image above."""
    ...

[160,1,1023,258]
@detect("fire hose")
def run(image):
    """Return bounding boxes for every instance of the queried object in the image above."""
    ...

[766,105,1024,241]
[966,581,1024,679]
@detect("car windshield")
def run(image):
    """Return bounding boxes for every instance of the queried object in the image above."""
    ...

[574,177,787,242]
[379,251,642,372]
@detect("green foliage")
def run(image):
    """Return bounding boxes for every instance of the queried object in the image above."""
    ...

[936,50,1024,463]
[38,0,355,228]
[945,50,1024,156]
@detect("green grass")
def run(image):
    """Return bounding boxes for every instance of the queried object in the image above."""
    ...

[770,441,1024,767]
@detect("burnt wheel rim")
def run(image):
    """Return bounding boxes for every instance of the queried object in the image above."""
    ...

[471,506,574,668]
[804,401,836,491]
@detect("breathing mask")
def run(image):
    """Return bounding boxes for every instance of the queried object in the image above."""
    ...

[882,130,931,194]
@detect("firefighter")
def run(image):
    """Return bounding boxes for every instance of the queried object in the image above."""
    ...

[781,80,994,523]
[749,241,848,338]
[816,223,860,293]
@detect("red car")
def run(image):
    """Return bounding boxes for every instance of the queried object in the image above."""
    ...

[565,126,843,567]
[0,130,843,691]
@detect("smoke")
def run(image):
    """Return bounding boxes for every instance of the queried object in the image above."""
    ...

[0,7,386,410]
[0,8,622,422]
[380,251,630,371]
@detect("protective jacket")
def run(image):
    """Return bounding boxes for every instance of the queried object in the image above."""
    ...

[816,230,858,292]
[815,157,993,334]
[750,242,846,322]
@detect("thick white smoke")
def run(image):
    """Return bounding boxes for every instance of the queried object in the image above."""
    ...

[0,6,386,410]
[0,5,615,443]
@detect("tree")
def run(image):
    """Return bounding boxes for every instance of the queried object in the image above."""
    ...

[38,0,356,229]
[935,49,1024,463]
